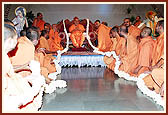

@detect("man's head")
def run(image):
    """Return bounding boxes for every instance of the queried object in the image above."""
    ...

[4,24,18,53]
[73,17,80,26]
[20,30,26,37]
[26,26,40,46]
[37,12,43,20]
[140,27,152,38]
[156,20,164,34]
[41,29,49,40]
[123,18,131,27]
[102,21,108,26]
[119,25,128,38]
[136,16,141,21]
[94,20,101,29]
[110,26,119,38]
[44,23,51,32]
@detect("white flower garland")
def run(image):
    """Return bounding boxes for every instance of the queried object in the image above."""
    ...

[43,20,69,94]
[44,19,164,109]
[136,73,165,108]
[85,19,164,109]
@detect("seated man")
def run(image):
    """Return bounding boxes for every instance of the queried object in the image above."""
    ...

[69,17,85,48]
[119,25,140,73]
[32,12,46,31]
[9,27,35,76]
[26,27,57,84]
[48,24,63,52]
[143,20,164,98]
[123,18,141,39]
[152,20,164,66]
[3,23,40,111]
[115,25,127,58]
[38,29,50,53]
[131,27,155,76]
[103,26,120,71]
[94,20,112,52]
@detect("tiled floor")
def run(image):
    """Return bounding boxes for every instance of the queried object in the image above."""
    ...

[40,67,163,112]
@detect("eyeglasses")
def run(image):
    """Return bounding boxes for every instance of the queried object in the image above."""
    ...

[124,21,129,23]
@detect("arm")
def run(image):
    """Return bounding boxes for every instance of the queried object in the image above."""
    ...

[150,58,164,70]
[132,65,143,74]
[13,62,30,73]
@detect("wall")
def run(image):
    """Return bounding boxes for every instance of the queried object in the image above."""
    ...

[4,3,164,27]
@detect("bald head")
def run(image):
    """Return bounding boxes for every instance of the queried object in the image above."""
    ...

[110,26,119,38]
[140,27,152,38]
[4,24,18,52]
[119,25,128,38]
[26,26,39,46]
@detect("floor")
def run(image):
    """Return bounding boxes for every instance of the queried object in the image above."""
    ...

[40,67,163,112]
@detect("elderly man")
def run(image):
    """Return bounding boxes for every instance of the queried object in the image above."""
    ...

[69,17,85,48]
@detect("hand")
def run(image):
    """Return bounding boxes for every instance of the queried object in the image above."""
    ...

[37,48,46,54]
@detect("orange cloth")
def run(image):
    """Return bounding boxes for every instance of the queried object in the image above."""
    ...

[152,32,164,66]
[128,25,141,39]
[104,56,116,71]
[110,37,118,51]
[134,20,141,27]
[103,37,118,71]
[38,36,50,51]
[48,29,63,52]
[134,36,155,75]
[138,36,155,67]
[34,52,56,80]
[32,18,46,31]
[10,36,35,66]
[115,37,127,58]
[69,24,85,48]
[97,24,112,52]
[143,55,164,94]
[119,34,139,73]
[3,51,32,98]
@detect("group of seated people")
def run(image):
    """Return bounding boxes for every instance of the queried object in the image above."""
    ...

[102,16,164,103]
[3,8,164,111]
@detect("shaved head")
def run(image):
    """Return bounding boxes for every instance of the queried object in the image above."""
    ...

[140,27,152,38]
[26,26,39,46]
[120,25,128,33]
[119,25,128,38]
[4,24,18,52]
[110,26,119,38]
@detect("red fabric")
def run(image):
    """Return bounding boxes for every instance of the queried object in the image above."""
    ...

[72,47,87,52]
